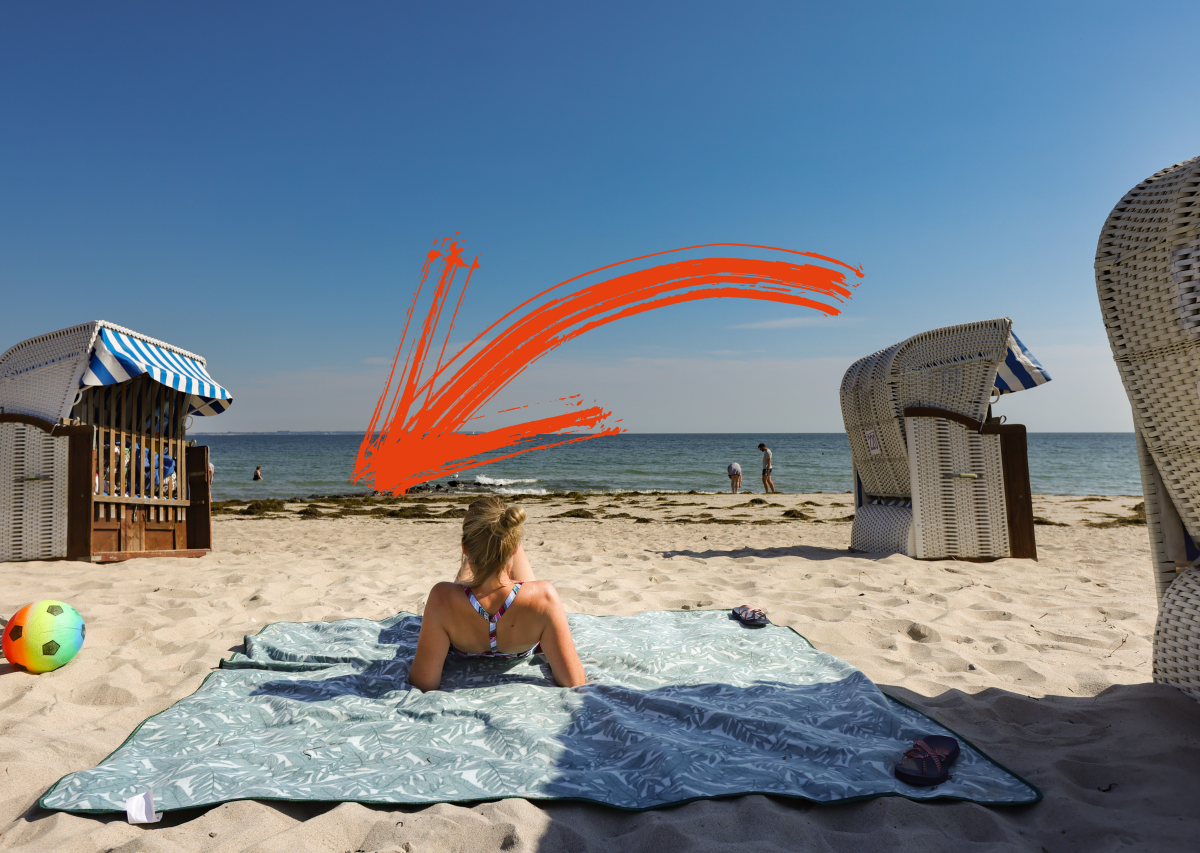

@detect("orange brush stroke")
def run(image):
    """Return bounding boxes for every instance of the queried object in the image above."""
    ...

[355,239,863,494]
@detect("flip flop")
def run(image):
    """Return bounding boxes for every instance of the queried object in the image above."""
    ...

[731,605,770,627]
[894,736,960,787]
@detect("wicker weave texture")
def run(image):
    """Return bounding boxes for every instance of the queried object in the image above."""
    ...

[0,322,97,422]
[1154,566,1200,701]
[0,322,97,385]
[0,319,215,424]
[907,416,1010,559]
[0,422,68,562]
[0,360,86,424]
[840,318,1013,499]
[1096,156,1200,702]
[1171,240,1200,340]
[893,321,1011,423]
[849,504,913,554]
[1135,431,1183,601]
[1096,156,1200,550]
[841,345,912,498]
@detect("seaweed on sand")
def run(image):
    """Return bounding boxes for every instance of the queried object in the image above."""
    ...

[1085,502,1146,528]
[240,500,287,516]
[552,508,595,519]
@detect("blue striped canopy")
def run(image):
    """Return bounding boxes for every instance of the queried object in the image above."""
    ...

[80,327,233,416]
[993,331,1051,395]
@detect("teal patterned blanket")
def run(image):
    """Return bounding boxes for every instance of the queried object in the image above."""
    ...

[41,611,1039,813]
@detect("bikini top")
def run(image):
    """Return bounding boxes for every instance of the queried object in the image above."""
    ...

[448,583,540,659]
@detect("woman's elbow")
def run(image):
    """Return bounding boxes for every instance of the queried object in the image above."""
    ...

[554,672,586,688]
[408,663,442,692]
[409,674,441,692]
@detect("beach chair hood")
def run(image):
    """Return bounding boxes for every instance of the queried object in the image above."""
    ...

[0,320,232,424]
[840,318,1050,501]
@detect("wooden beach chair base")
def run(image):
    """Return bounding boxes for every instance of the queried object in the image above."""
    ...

[0,414,212,564]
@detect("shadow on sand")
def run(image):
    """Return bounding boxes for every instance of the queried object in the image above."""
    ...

[651,543,913,562]
[521,681,1200,851]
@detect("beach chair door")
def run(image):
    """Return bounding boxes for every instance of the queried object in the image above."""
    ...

[995,425,1036,559]
[0,421,69,561]
[907,415,1010,559]
[186,444,212,551]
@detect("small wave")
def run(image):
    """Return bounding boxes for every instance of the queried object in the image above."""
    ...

[474,475,539,486]
[495,487,549,495]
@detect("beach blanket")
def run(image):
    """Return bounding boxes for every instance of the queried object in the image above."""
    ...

[40,611,1040,813]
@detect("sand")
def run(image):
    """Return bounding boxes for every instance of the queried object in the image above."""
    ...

[1,491,1198,852]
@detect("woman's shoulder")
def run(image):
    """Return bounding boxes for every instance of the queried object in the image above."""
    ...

[430,580,465,591]
[427,581,466,605]
[516,580,563,610]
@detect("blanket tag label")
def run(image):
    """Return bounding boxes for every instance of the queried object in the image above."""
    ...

[125,789,162,824]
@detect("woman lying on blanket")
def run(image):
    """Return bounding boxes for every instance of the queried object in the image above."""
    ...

[409,496,587,691]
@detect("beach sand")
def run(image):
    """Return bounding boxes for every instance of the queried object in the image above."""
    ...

[1,492,1197,852]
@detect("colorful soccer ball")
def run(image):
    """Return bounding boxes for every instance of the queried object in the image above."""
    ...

[2,601,85,673]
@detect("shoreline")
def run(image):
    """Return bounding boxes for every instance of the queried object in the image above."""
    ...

[211,487,1146,505]
[212,490,1145,518]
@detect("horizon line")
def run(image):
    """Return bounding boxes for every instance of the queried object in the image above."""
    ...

[186,430,1138,436]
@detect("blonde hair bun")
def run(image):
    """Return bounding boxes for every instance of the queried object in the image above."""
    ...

[461,497,526,586]
[501,506,526,530]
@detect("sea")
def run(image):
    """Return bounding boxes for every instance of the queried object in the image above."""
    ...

[193,433,1142,502]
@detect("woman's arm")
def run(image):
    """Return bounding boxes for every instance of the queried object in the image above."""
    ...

[508,542,536,583]
[409,584,453,691]
[533,583,586,687]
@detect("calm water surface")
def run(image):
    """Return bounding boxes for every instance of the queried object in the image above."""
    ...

[195,433,1140,501]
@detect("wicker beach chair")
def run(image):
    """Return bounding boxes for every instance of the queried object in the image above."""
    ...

[0,321,231,562]
[1095,154,1200,701]
[840,318,1050,561]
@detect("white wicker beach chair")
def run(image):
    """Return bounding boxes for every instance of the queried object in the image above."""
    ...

[0,321,231,562]
[1095,154,1200,701]
[840,318,1050,560]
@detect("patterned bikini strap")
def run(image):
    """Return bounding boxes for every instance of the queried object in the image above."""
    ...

[463,583,522,652]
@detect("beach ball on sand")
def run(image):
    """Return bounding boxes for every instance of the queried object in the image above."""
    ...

[2,601,85,673]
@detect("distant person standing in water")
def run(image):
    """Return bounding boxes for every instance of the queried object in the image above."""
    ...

[727,462,742,494]
[253,466,263,481]
[758,443,775,493]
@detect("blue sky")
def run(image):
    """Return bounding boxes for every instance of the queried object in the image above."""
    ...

[3,1,1197,432]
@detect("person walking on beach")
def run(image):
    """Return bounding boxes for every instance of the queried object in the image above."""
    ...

[758,443,775,493]
[253,466,263,481]
[727,462,742,494]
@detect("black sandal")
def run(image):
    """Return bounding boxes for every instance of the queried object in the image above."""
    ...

[731,605,770,627]
[894,736,959,786]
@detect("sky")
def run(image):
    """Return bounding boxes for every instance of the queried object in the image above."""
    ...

[2,1,1198,433]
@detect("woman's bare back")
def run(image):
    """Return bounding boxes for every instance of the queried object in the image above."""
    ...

[439,579,553,656]
[409,544,586,691]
